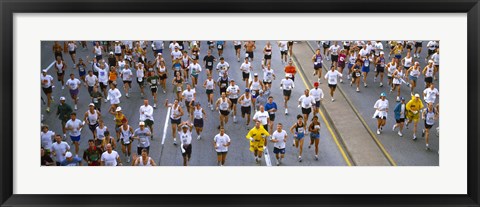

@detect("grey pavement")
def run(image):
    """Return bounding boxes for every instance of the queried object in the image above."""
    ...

[41,41,348,166]
[299,41,439,166]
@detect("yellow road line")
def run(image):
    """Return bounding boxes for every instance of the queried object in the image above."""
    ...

[303,41,397,166]
[292,56,353,166]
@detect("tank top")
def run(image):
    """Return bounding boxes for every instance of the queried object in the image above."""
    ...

[87,110,98,125]
[295,123,305,134]
[171,105,181,120]
[205,79,214,89]
[265,46,272,55]
[182,56,190,68]
[250,80,261,90]
[349,55,356,64]
[138,156,152,166]
[315,54,323,63]
[393,70,403,84]
[425,65,434,77]
[425,108,436,125]
[403,57,413,67]
[55,61,64,73]
[219,99,229,110]
[241,95,252,107]
[115,114,125,126]
[96,126,107,140]
[94,46,102,55]
[118,61,126,70]
[158,65,166,73]
[363,58,370,67]
[219,77,229,89]
[379,57,386,68]
[114,45,121,54]
[136,68,144,81]
[409,67,420,77]
[68,43,75,51]
[120,125,132,143]
[193,108,203,119]
[388,62,397,76]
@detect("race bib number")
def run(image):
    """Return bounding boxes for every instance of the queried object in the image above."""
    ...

[178,45,183,50]
[138,77,143,82]
[100,71,105,76]
[221,83,226,88]
[330,78,336,83]
[151,79,157,84]
[140,137,147,145]
[356,72,361,77]
[105,161,115,166]
[217,45,223,49]
[207,62,212,66]
[298,128,304,133]
[79,67,85,72]
[93,98,98,103]
[177,86,182,91]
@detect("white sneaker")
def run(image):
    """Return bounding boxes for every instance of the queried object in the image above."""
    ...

[379,82,383,87]
[298,156,302,162]
[364,83,368,87]
[62,86,65,90]
[127,156,131,163]
[255,157,259,163]
[46,107,50,113]
[318,79,322,84]
[315,155,319,160]
[340,79,343,83]
[276,160,280,166]
[197,135,201,140]
[104,99,108,103]
[377,129,381,135]
[331,98,335,102]
[398,131,403,137]
[356,87,360,92]
[74,105,77,110]
[163,90,166,94]
[154,104,157,108]
[392,124,397,131]
[373,77,377,82]
[233,116,237,123]
[412,135,417,140]
[173,138,177,145]
[426,144,430,150]
[285,108,288,115]
[126,93,129,98]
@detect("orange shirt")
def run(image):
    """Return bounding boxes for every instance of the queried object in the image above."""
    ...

[109,71,117,81]
[285,65,296,74]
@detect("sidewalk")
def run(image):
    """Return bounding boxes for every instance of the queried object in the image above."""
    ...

[292,42,392,166]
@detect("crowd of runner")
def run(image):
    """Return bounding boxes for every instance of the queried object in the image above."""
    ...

[40,40,439,166]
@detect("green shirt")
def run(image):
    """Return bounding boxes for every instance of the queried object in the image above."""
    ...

[147,75,159,89]
[57,103,73,121]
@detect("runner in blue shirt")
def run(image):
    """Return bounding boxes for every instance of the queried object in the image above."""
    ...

[264,96,278,133]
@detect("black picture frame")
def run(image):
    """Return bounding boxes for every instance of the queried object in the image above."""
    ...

[1,0,479,206]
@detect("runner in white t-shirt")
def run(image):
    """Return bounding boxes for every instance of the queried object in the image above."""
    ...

[226,80,240,123]
[324,66,343,102]
[328,41,342,68]
[66,74,82,110]
[65,112,84,156]
[101,143,122,166]
[51,135,70,165]
[423,83,439,104]
[271,123,287,166]
[41,125,55,155]
[280,74,295,115]
[298,89,316,125]
[373,93,389,135]
[309,82,324,116]
[277,41,288,64]
[213,127,231,166]
[120,64,133,98]
[41,70,54,112]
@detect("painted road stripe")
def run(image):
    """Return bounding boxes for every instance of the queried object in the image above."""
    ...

[161,107,172,145]
[43,61,55,72]
[292,56,353,166]
[264,146,272,166]
[304,41,397,166]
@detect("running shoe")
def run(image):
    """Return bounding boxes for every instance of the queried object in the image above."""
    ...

[377,129,381,135]
[285,108,288,115]
[315,155,319,160]
[173,138,177,145]
[276,160,280,166]
[46,107,50,113]
[298,156,302,162]
[398,131,403,137]
[412,135,417,140]
[197,135,201,140]
[425,144,430,150]
[422,129,425,137]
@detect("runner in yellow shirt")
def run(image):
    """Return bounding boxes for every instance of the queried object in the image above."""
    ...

[406,94,424,140]
[246,121,270,164]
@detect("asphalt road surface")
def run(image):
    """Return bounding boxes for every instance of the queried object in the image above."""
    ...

[41,41,349,166]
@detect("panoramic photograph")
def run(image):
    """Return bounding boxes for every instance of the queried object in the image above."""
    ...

[40,40,440,166]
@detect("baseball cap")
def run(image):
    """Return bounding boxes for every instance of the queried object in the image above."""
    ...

[109,51,114,55]
[111,81,117,85]
[42,69,47,73]
[314,82,319,87]
[380,92,386,97]
[245,88,250,92]
[415,93,420,98]
[181,125,189,128]
[65,152,73,158]
[89,103,95,107]
[253,73,258,76]
[60,97,66,101]
[401,97,405,101]
[259,89,264,94]
[139,121,145,126]
[380,51,384,55]
[428,60,434,63]
[116,106,122,112]
[157,53,162,56]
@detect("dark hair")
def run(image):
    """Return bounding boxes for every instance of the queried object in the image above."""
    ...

[297,115,303,119]
[104,131,110,136]
[268,96,273,99]
[71,112,76,116]
[141,149,148,154]
[88,139,95,143]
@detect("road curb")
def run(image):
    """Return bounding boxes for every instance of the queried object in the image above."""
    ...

[303,41,397,166]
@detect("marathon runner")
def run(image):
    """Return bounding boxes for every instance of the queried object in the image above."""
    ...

[406,94,424,140]
[41,69,54,112]
[214,127,231,166]
[82,139,103,166]
[215,92,232,129]
[406,62,421,96]
[84,103,101,139]
[278,41,288,64]
[54,56,66,90]
[40,125,55,156]
[66,73,82,110]
[226,80,240,123]
[233,41,242,62]
[308,116,321,160]
[309,82,324,116]
[264,96,278,133]
[95,120,108,147]
[246,120,270,164]
[271,123,287,166]
[51,134,70,166]
[132,148,157,166]
[120,63,133,98]
[107,82,122,116]
[290,115,306,162]
[374,51,386,87]
[56,97,72,140]
[85,70,98,95]
[146,68,159,108]
[203,75,216,111]
[60,151,82,166]
[280,74,295,115]
[324,66,342,102]
[135,62,146,98]
[139,100,154,140]
[172,71,184,101]
[422,102,438,150]
[119,119,134,163]
[298,89,316,125]
[244,41,256,62]
[373,93,389,135]
[263,41,273,67]
[240,57,252,87]
[132,121,152,155]
[165,99,184,145]
[312,49,324,83]
[182,84,196,121]
[193,103,206,140]
[284,60,297,82]
[101,130,117,152]
[189,59,202,88]
[239,89,253,126]
[100,143,122,166]
[203,50,216,77]
[65,112,84,156]
[178,122,193,166]
[75,58,87,85]
[393,97,407,137]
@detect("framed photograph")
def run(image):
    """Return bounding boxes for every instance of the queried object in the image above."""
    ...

[1,0,479,206]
